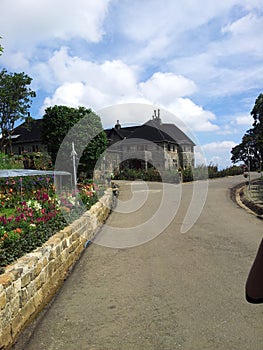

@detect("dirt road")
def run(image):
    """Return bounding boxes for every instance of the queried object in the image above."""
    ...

[14,175,263,350]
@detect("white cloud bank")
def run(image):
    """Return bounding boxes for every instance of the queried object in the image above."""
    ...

[41,48,218,132]
[0,0,110,46]
[196,141,238,168]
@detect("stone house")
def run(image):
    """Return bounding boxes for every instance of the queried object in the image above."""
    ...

[104,110,195,173]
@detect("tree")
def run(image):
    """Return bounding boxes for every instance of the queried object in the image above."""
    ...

[0,36,3,55]
[231,93,263,170]
[251,93,263,156]
[42,105,108,177]
[0,69,36,153]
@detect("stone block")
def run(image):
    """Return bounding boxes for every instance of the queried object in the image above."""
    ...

[0,273,12,288]
[60,249,69,263]
[12,278,22,295]
[61,238,68,249]
[5,285,15,303]
[67,236,72,246]
[33,289,43,310]
[35,272,45,290]
[47,260,56,277]
[0,324,12,350]
[0,291,6,310]
[26,281,36,299]
[71,230,80,242]
[35,260,44,276]
[19,288,28,308]
[9,267,23,281]
[10,294,20,318]
[11,311,24,342]
[21,271,32,288]
[1,302,11,328]
[22,299,35,323]
[55,231,65,241]
[61,226,72,238]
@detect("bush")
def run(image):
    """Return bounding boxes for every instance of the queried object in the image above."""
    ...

[113,164,244,183]
[0,153,23,169]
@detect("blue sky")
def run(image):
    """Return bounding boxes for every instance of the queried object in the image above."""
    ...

[1,0,263,168]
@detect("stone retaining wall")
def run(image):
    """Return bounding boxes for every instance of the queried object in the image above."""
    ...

[0,189,113,349]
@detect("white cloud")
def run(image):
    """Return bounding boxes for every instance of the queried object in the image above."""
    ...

[39,49,217,132]
[235,115,253,125]
[202,141,237,152]
[197,141,237,167]
[0,0,110,49]
[164,98,219,132]
[139,73,196,103]
[118,0,239,42]
[43,82,86,110]
[166,7,263,98]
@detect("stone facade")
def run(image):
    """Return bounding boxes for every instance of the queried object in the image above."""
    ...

[0,189,113,349]
[104,114,195,173]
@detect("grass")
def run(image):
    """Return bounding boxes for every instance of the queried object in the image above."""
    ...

[243,180,263,207]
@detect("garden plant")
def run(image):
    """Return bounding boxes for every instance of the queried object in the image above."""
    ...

[0,175,102,272]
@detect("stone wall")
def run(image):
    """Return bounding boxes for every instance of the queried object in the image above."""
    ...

[0,189,113,349]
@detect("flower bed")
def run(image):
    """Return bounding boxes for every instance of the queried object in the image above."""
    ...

[0,188,113,349]
[0,175,102,271]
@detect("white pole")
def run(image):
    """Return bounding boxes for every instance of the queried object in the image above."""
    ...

[71,142,77,187]
[248,146,251,190]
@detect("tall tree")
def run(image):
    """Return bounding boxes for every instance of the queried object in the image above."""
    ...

[42,105,108,177]
[0,69,36,152]
[0,36,3,55]
[251,93,263,157]
[231,93,263,170]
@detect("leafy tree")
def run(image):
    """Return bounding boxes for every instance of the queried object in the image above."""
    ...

[42,105,108,177]
[0,36,3,55]
[0,69,36,153]
[251,93,263,126]
[231,93,263,170]
[251,93,263,156]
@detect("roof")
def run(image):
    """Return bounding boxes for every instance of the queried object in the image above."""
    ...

[11,117,195,148]
[105,125,139,140]
[106,119,195,146]
[158,122,195,146]
[11,119,43,144]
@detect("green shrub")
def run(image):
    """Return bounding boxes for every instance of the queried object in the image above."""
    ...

[0,153,23,169]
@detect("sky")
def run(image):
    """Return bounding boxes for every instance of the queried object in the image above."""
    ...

[1,0,263,168]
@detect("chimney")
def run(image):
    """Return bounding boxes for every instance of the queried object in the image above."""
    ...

[25,112,33,123]
[115,120,121,130]
[152,109,162,125]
